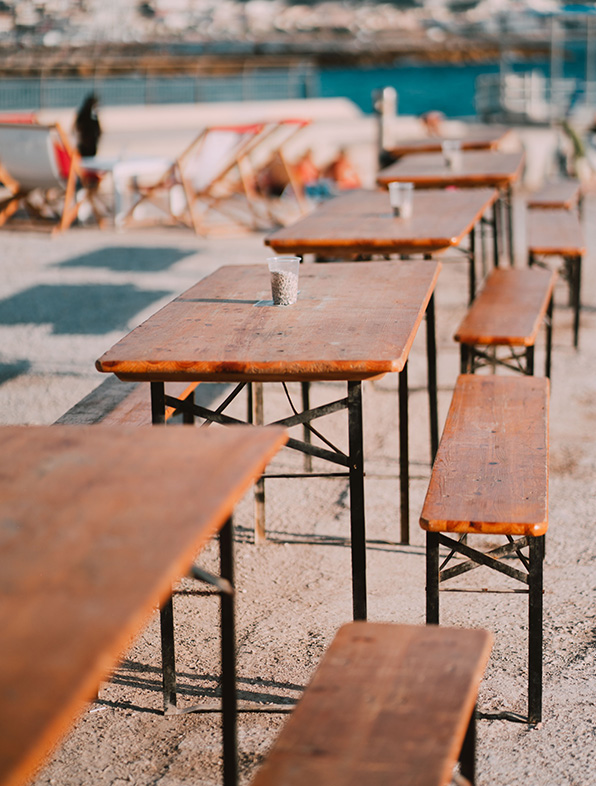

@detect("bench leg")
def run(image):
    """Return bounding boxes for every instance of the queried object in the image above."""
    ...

[151,381,166,424]
[460,344,475,375]
[398,363,409,545]
[459,705,477,785]
[492,200,501,268]
[528,535,545,725]
[426,531,440,625]
[425,293,439,462]
[348,380,367,621]
[220,516,238,786]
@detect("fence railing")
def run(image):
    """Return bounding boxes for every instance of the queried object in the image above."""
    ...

[0,64,319,111]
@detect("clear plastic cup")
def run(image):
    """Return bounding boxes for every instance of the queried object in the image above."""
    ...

[442,139,463,170]
[388,181,414,219]
[267,256,300,305]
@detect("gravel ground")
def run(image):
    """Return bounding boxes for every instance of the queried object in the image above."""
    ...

[1,126,595,786]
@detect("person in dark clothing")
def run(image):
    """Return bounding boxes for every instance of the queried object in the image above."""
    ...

[74,92,101,158]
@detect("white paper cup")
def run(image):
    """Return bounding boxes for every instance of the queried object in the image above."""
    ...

[267,256,300,305]
[388,181,414,219]
[442,139,463,170]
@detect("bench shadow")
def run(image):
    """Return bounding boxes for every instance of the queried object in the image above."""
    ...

[233,524,425,556]
[57,245,197,273]
[98,660,304,716]
[0,283,171,335]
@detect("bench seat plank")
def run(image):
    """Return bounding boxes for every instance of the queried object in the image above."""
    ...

[100,381,199,425]
[526,209,585,256]
[454,268,556,347]
[250,622,492,786]
[527,180,581,210]
[420,375,549,536]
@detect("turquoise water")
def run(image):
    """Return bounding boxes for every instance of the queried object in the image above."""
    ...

[319,60,553,117]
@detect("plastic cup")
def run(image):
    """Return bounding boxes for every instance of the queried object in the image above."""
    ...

[442,139,463,170]
[267,256,300,305]
[388,181,414,219]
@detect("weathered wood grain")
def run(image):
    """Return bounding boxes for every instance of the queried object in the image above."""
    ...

[96,260,441,383]
[526,209,585,256]
[265,188,498,256]
[249,621,492,786]
[454,267,556,347]
[420,374,549,536]
[377,150,525,189]
[0,424,287,786]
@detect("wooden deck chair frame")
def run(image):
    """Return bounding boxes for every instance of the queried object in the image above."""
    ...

[116,123,269,236]
[0,122,107,234]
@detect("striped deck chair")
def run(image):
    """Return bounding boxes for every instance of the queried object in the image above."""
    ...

[0,121,108,234]
[115,122,268,235]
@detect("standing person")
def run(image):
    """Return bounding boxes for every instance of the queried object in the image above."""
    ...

[74,92,101,158]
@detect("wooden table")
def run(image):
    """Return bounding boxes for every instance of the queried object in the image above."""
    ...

[265,187,498,302]
[0,424,286,786]
[384,125,513,160]
[96,260,441,620]
[377,150,525,265]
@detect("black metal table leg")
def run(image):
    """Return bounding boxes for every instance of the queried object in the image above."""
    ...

[151,381,166,424]
[469,227,477,304]
[526,345,535,376]
[425,294,439,463]
[492,200,501,269]
[160,596,177,713]
[220,516,238,786]
[301,381,313,473]
[398,363,409,545]
[459,706,477,785]
[528,535,544,725]
[506,184,514,266]
[348,380,367,621]
[545,294,553,379]
[426,531,440,625]
[573,254,581,349]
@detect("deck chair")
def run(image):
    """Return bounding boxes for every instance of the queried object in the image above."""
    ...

[115,122,269,235]
[249,118,312,224]
[0,122,107,234]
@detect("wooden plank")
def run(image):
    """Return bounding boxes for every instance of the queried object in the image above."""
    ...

[101,381,199,425]
[527,180,581,210]
[420,374,549,536]
[0,424,287,786]
[377,150,525,190]
[527,209,585,256]
[454,268,556,347]
[265,188,498,256]
[95,260,441,383]
[250,621,493,786]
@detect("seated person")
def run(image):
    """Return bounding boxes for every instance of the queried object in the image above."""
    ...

[323,148,361,190]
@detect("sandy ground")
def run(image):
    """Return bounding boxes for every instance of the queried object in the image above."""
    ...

[1,108,596,786]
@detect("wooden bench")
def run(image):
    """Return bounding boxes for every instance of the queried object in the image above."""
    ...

[249,621,493,786]
[454,267,557,378]
[420,374,549,725]
[527,179,582,212]
[527,207,585,348]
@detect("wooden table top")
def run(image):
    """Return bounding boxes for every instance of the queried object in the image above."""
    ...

[527,179,582,210]
[250,621,493,786]
[0,424,287,786]
[265,188,498,256]
[96,261,441,383]
[377,150,525,190]
[420,375,549,536]
[385,126,512,159]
